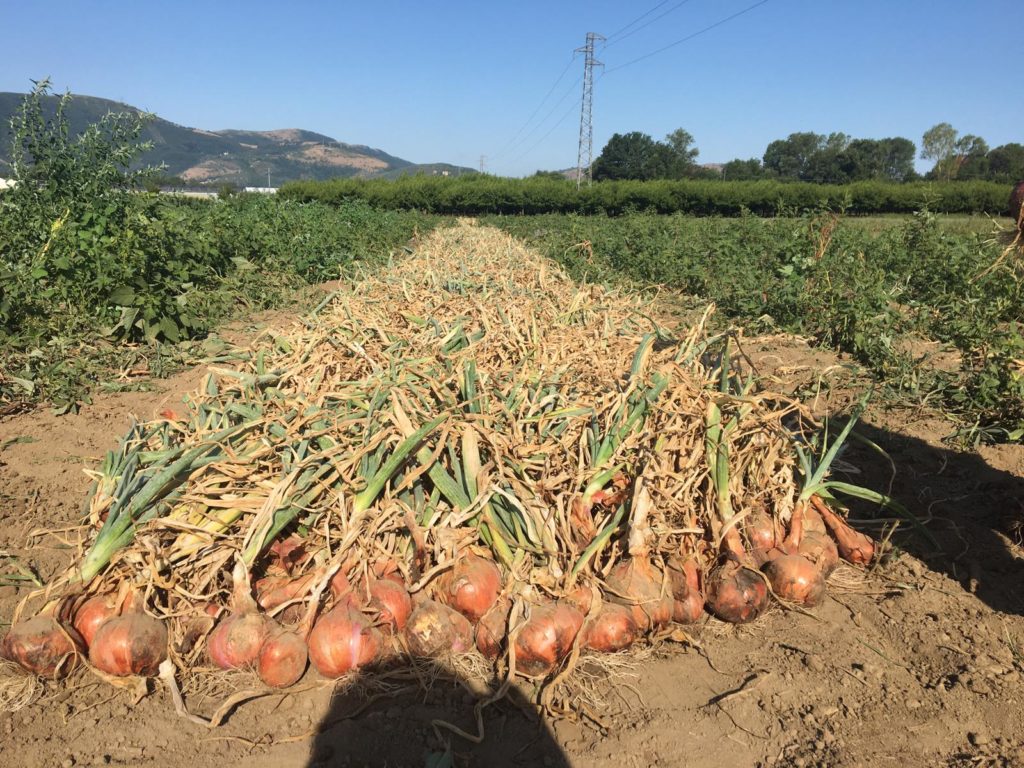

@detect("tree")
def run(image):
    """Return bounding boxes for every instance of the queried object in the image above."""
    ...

[592,132,661,181]
[921,123,959,181]
[661,128,699,176]
[878,137,917,182]
[762,132,826,180]
[592,128,701,181]
[721,158,764,180]
[953,134,990,179]
[986,143,1024,183]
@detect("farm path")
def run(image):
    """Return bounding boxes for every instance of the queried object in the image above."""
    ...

[0,221,1022,768]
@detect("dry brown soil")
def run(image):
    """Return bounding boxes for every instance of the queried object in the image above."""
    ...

[1,285,1023,768]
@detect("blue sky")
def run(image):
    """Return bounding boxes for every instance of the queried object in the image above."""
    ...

[1,0,1019,176]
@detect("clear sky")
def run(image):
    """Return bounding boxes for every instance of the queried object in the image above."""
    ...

[1,0,1019,177]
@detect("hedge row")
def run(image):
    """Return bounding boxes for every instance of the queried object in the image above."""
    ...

[279,176,1015,217]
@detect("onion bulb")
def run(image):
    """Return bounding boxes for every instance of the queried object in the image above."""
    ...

[1,615,83,677]
[705,559,768,624]
[257,624,308,688]
[475,598,511,659]
[255,573,316,611]
[582,603,638,653]
[437,553,502,622]
[744,509,780,553]
[73,594,120,648]
[798,530,839,576]
[813,498,876,565]
[605,558,673,632]
[89,607,168,677]
[405,600,473,657]
[308,604,381,678]
[367,576,412,632]
[668,559,705,624]
[208,560,272,669]
[207,609,269,669]
[514,601,584,676]
[762,554,826,607]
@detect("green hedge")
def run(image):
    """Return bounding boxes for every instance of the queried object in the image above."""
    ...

[280,176,1014,217]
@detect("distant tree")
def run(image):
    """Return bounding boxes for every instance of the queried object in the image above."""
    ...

[878,137,917,181]
[592,129,701,181]
[661,128,700,177]
[592,132,662,181]
[953,135,990,179]
[721,158,764,180]
[986,143,1024,183]
[763,132,826,180]
[921,123,959,181]
[804,132,852,183]
[531,170,569,180]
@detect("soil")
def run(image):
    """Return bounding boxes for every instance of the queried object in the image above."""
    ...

[2,236,1023,767]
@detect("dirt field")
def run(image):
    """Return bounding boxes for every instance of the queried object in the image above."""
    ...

[2,229,1023,768]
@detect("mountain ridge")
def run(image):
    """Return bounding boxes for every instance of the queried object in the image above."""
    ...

[0,92,474,185]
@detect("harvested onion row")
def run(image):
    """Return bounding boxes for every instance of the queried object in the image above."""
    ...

[0,223,898,712]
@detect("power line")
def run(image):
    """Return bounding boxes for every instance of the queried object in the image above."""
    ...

[507,95,582,168]
[491,74,583,160]
[492,55,577,157]
[604,0,671,42]
[603,0,697,50]
[605,0,770,74]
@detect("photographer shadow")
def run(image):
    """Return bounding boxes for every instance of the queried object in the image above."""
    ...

[846,419,1024,616]
[303,669,572,768]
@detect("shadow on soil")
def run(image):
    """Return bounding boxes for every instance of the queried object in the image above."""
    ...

[849,420,1024,616]
[304,670,570,768]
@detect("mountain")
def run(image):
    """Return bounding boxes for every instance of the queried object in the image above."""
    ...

[0,92,474,186]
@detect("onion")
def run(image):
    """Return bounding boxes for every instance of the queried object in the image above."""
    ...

[799,530,839,576]
[475,597,511,659]
[1,615,83,677]
[813,498,876,565]
[668,559,704,624]
[562,585,594,615]
[705,559,768,624]
[744,509,779,552]
[605,558,673,632]
[367,576,412,632]
[513,601,584,676]
[73,594,120,648]
[802,505,827,535]
[437,553,501,622]
[329,569,352,601]
[255,573,316,611]
[208,609,269,669]
[208,561,270,669]
[405,599,473,657]
[89,606,168,677]
[257,624,308,688]
[308,604,381,678]
[762,554,826,607]
[582,603,638,653]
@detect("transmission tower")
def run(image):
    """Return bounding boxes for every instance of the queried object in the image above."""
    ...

[575,32,604,189]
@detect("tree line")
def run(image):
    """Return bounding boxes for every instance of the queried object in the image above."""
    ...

[581,124,1024,185]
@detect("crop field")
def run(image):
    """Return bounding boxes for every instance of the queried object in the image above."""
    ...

[488,210,1024,444]
[2,110,1024,767]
